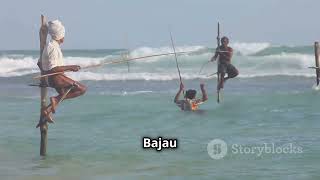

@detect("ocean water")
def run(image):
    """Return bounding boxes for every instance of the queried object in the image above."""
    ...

[1,43,320,179]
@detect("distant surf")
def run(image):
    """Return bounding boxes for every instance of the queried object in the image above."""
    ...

[0,43,317,81]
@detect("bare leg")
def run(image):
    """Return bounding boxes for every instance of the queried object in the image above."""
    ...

[61,84,86,100]
[222,65,239,87]
[225,65,239,81]
[219,72,226,89]
[43,74,86,116]
[53,75,86,100]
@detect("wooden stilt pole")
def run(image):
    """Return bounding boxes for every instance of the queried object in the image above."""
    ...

[40,87,48,156]
[217,22,221,103]
[314,42,320,86]
[39,15,48,156]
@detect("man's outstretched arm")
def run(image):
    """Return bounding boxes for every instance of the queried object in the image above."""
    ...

[174,83,184,103]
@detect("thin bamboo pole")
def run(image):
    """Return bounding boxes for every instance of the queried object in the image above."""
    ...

[39,15,48,156]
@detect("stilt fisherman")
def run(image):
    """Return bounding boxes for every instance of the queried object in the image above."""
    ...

[38,20,86,123]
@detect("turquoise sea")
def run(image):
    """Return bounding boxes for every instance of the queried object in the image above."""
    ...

[1,44,320,179]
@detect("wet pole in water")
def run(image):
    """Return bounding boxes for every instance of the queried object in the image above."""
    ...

[38,15,49,156]
[314,42,320,86]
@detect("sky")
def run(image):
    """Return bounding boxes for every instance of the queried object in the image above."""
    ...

[0,0,320,50]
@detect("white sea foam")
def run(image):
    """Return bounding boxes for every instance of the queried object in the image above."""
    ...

[0,56,37,77]
[98,90,154,96]
[121,91,153,96]
[130,46,206,57]
[129,46,207,62]
[0,45,317,80]
[312,84,320,91]
[0,56,114,77]
[231,42,270,55]
[68,72,204,81]
[66,71,315,82]
[64,56,110,65]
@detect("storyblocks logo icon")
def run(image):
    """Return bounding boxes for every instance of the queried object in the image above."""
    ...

[207,139,228,159]
[207,139,303,160]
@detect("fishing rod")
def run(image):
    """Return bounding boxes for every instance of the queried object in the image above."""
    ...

[169,29,185,97]
[169,30,183,84]
[33,51,191,79]
[206,72,218,77]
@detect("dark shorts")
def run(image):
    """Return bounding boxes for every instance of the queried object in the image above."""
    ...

[218,63,238,77]
[42,71,86,96]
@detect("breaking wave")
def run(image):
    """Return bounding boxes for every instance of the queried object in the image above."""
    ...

[0,44,317,80]
[231,42,270,56]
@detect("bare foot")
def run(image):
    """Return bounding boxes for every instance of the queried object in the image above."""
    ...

[36,111,54,128]
[50,97,58,114]
[46,113,55,124]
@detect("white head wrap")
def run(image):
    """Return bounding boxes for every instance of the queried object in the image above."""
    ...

[48,20,65,40]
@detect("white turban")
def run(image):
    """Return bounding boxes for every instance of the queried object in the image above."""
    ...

[48,20,65,40]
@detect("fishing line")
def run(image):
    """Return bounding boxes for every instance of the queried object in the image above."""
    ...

[33,51,190,79]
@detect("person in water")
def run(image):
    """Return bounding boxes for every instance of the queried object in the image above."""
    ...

[174,83,208,111]
[211,36,239,89]
[38,20,86,123]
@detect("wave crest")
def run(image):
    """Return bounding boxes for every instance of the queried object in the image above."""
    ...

[231,42,270,56]
[0,44,317,80]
